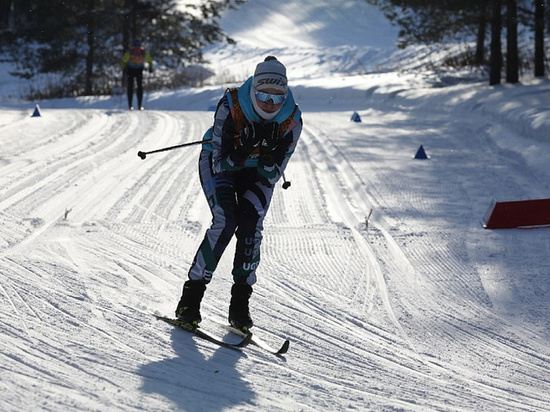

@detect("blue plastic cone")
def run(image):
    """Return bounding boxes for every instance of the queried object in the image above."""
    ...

[31,104,41,117]
[350,112,361,122]
[414,145,428,159]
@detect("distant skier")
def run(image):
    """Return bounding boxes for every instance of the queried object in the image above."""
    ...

[175,56,303,332]
[121,39,153,110]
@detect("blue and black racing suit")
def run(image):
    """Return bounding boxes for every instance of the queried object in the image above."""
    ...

[187,77,302,285]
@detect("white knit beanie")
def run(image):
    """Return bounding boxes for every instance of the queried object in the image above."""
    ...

[252,56,288,94]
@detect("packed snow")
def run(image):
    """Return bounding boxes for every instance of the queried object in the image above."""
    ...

[1,0,550,411]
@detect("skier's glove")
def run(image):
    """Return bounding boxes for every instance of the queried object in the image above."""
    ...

[239,122,262,152]
[230,122,261,164]
[258,123,280,167]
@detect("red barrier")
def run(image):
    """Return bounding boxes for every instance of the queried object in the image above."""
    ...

[483,198,550,229]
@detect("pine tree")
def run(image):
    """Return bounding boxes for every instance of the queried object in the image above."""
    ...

[367,0,547,83]
[366,0,491,71]
[2,0,246,97]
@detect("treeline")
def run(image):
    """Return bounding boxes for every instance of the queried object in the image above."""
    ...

[0,0,245,97]
[367,0,547,84]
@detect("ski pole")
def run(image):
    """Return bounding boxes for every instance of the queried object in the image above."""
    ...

[282,173,291,189]
[138,138,212,160]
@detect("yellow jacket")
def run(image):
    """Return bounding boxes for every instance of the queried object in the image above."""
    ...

[121,46,153,70]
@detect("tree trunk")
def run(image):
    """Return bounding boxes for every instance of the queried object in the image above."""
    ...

[490,0,502,85]
[475,4,488,65]
[534,0,545,77]
[85,0,95,95]
[122,0,131,52]
[506,0,518,83]
[131,0,138,41]
[0,0,11,29]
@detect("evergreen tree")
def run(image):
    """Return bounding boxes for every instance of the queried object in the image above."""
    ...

[366,0,488,48]
[367,0,547,83]
[1,0,246,97]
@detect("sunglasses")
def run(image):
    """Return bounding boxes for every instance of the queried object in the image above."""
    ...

[255,91,286,105]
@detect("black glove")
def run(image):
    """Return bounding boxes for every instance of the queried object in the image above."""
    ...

[230,122,261,164]
[239,122,262,152]
[258,123,280,167]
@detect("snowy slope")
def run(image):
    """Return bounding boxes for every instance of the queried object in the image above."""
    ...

[202,0,402,86]
[2,1,550,411]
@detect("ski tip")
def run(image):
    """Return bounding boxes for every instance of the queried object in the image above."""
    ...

[277,339,290,355]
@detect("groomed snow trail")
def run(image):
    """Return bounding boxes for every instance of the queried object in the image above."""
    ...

[1,78,550,412]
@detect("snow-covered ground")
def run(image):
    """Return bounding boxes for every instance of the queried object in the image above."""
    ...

[2,0,550,411]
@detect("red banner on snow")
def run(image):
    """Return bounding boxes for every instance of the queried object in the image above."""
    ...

[483,198,550,229]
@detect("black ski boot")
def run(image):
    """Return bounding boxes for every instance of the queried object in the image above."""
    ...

[228,283,253,332]
[175,280,206,326]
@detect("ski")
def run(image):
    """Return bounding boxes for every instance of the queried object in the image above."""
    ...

[154,315,252,350]
[225,325,290,355]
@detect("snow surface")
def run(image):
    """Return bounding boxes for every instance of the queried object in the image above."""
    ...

[2,0,550,411]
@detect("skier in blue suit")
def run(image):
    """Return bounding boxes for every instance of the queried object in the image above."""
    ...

[175,56,303,332]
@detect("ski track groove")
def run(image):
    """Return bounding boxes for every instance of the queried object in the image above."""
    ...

[0,280,32,337]
[298,124,421,357]
[262,114,550,410]
[1,262,156,362]
[2,105,550,411]
[1,111,125,213]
